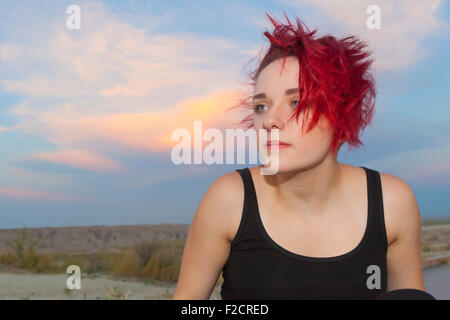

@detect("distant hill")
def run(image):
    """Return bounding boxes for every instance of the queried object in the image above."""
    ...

[421,218,450,226]
[0,220,449,255]
[0,224,189,253]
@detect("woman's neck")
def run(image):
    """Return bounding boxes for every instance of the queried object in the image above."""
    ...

[258,157,346,217]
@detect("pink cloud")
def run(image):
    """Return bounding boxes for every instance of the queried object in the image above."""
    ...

[81,89,249,152]
[32,149,124,172]
[0,187,83,202]
[12,89,249,154]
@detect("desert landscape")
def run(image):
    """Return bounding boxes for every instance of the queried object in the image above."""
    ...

[0,219,449,300]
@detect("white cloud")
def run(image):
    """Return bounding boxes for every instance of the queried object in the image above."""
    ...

[285,0,447,70]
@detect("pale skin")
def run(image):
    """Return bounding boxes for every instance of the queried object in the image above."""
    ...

[173,56,424,299]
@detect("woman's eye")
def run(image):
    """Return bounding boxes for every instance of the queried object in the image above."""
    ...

[254,100,299,113]
[254,104,267,113]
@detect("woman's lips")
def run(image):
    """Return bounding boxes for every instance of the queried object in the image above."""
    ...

[265,141,291,149]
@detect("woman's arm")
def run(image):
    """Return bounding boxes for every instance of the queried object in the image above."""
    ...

[381,173,425,291]
[173,171,243,299]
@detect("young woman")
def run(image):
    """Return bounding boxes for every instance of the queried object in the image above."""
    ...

[173,12,425,299]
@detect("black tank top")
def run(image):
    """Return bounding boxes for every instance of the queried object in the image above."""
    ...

[220,166,388,300]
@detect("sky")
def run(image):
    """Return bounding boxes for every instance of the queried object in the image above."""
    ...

[0,0,449,229]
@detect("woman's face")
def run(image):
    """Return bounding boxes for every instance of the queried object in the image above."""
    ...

[252,56,336,173]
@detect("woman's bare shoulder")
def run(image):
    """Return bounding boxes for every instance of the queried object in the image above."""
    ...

[195,169,245,243]
[378,170,421,245]
[342,163,420,246]
[204,169,244,206]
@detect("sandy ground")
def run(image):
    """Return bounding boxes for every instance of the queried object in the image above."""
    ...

[0,272,222,300]
[1,266,448,300]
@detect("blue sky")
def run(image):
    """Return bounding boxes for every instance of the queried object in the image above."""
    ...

[0,0,449,228]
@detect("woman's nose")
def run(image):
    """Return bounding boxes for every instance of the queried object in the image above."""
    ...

[263,105,286,131]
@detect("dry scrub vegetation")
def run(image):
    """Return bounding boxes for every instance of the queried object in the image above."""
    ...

[0,226,225,287]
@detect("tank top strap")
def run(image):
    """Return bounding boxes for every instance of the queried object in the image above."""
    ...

[231,167,260,247]
[360,166,389,254]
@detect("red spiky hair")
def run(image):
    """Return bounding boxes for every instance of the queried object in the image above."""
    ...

[231,11,376,153]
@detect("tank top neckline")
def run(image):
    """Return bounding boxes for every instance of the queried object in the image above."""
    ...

[243,166,372,263]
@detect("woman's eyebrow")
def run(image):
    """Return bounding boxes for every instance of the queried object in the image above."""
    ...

[285,88,299,95]
[253,88,299,102]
